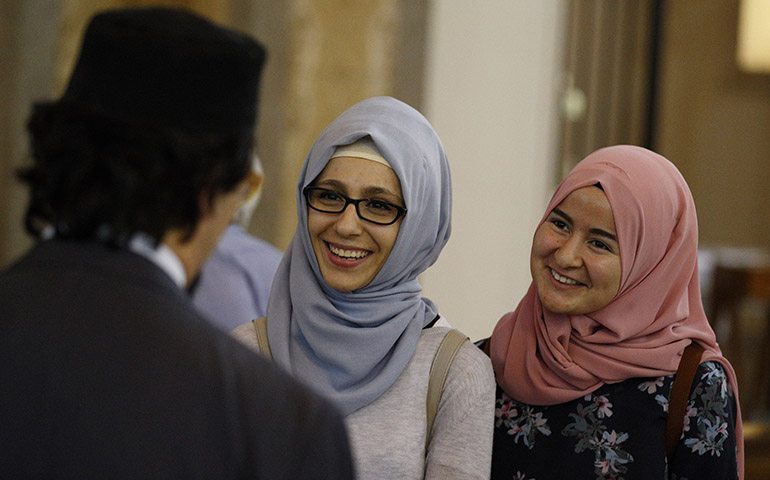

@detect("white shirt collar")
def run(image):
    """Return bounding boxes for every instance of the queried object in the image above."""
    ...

[128,233,187,289]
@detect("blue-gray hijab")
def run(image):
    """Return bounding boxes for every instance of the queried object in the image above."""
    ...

[266,96,452,415]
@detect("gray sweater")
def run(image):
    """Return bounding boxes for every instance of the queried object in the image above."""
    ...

[232,324,495,479]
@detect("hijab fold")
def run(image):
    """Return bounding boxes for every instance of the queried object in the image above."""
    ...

[266,97,451,415]
[489,145,743,474]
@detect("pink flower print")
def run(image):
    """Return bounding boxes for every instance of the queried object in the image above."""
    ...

[595,458,611,475]
[507,422,522,436]
[682,404,698,433]
[496,401,516,421]
[594,395,613,418]
[638,376,664,394]
[715,421,728,436]
[687,437,708,455]
[602,429,627,447]
[533,413,549,433]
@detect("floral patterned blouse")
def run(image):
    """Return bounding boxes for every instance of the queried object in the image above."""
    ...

[491,361,738,480]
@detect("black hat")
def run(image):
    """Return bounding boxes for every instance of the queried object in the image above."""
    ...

[60,7,266,135]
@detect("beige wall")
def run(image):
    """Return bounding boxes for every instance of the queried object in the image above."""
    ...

[419,1,567,341]
[13,0,770,344]
[0,1,60,267]
[239,1,425,250]
[0,0,232,268]
[0,0,425,266]
[0,0,566,342]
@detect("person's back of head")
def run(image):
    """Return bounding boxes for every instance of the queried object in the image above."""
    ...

[19,7,266,247]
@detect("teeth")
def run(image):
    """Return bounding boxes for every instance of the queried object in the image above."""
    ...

[329,244,369,259]
[551,269,579,285]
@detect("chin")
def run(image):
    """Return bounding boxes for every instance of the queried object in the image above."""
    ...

[322,273,363,293]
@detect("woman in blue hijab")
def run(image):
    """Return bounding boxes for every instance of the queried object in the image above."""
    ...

[234,96,494,479]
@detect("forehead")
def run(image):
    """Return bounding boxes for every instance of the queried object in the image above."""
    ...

[555,186,616,229]
[314,156,403,196]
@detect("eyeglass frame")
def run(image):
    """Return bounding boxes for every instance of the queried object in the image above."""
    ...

[303,186,407,226]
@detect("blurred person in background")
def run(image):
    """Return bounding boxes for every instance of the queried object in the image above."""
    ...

[193,154,283,330]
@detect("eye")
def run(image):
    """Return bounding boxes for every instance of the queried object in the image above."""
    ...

[590,240,609,250]
[313,189,346,206]
[548,218,569,231]
[363,199,397,215]
[589,239,615,254]
[319,190,341,200]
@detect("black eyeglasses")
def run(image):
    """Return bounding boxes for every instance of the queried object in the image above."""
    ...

[303,186,407,225]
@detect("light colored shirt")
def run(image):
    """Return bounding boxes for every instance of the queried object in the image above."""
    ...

[345,326,494,479]
[193,224,282,331]
[128,233,186,289]
[231,323,495,479]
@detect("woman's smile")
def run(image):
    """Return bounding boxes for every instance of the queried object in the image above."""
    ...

[548,267,583,286]
[326,242,371,263]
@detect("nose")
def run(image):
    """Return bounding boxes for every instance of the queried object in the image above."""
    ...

[333,203,363,236]
[554,234,583,268]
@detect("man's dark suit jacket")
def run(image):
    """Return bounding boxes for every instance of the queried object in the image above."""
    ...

[0,240,354,479]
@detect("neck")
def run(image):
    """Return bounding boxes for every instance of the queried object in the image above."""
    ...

[162,229,201,289]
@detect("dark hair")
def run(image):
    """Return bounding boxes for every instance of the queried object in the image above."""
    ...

[18,102,253,246]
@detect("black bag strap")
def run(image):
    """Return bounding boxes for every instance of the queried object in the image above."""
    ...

[665,343,705,463]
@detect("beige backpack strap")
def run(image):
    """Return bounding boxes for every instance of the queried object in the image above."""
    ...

[251,317,273,360]
[425,329,467,451]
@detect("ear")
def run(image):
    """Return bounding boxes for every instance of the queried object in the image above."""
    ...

[246,169,263,198]
[198,189,215,218]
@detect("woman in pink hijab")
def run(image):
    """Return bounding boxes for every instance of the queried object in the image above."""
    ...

[487,146,742,479]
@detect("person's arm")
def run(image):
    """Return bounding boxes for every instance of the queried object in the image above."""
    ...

[669,361,739,479]
[425,341,496,479]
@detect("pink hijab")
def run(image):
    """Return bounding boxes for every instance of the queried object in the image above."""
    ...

[489,145,743,474]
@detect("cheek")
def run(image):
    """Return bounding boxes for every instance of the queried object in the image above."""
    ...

[382,230,399,255]
[607,261,622,294]
[531,226,553,261]
[378,218,402,253]
[306,210,328,240]
[306,213,328,261]
[593,257,622,294]
[371,223,401,274]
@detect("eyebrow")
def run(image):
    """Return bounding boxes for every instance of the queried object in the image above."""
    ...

[552,207,618,243]
[315,179,404,204]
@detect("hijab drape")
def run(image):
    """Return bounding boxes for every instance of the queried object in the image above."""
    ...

[266,96,451,415]
[489,145,743,473]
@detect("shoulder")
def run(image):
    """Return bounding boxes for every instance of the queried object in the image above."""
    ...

[216,225,282,263]
[418,327,495,394]
[419,327,492,364]
[691,360,735,399]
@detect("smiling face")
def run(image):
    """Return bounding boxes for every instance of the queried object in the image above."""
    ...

[530,186,622,315]
[307,156,404,292]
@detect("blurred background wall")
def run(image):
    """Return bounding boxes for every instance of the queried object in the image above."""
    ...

[3,2,770,472]
[0,0,565,342]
